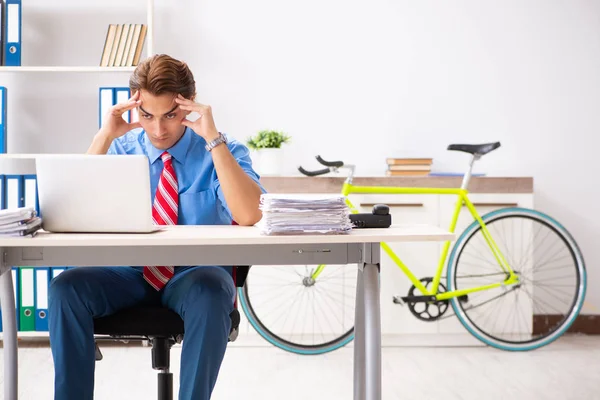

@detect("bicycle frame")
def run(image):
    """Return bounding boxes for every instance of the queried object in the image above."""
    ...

[309,155,519,301]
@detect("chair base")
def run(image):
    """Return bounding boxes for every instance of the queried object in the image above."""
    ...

[158,371,173,400]
[95,342,103,361]
[151,337,174,400]
[94,307,243,399]
[152,337,173,370]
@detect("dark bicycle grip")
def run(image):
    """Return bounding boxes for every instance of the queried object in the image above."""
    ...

[298,166,330,176]
[315,155,344,168]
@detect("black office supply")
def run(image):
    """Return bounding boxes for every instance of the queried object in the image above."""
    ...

[350,204,392,228]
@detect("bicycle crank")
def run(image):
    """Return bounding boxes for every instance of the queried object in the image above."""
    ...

[395,277,451,322]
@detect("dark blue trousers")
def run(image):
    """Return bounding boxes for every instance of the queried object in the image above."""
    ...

[48,265,235,400]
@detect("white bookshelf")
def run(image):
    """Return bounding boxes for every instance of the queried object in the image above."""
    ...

[0,0,156,340]
[0,0,154,73]
[0,67,137,73]
[0,331,49,339]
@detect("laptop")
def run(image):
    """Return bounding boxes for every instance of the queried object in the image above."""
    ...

[36,154,161,233]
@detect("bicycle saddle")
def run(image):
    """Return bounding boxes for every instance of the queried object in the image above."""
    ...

[447,142,501,156]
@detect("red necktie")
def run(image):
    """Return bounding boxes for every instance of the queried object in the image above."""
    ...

[144,151,178,290]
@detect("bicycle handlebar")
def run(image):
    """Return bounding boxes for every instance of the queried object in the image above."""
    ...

[298,166,330,177]
[315,155,344,168]
[297,155,346,177]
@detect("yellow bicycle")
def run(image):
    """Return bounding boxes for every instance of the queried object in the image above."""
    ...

[239,142,587,354]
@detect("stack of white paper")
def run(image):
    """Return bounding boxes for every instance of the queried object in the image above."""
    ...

[0,207,42,237]
[258,193,353,235]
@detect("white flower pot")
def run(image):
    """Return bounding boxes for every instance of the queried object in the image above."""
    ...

[254,148,283,176]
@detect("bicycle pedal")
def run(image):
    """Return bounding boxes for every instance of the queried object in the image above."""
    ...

[393,296,404,305]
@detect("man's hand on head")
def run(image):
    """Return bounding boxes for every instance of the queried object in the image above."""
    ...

[99,90,143,141]
[175,94,220,143]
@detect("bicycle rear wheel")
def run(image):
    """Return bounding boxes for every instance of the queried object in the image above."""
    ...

[447,207,586,351]
[238,263,356,354]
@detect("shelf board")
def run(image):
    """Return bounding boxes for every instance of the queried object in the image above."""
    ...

[0,331,49,338]
[0,66,136,73]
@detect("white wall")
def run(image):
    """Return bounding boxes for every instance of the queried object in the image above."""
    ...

[2,0,598,312]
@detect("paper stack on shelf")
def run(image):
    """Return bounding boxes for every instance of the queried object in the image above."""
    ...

[258,193,353,235]
[0,207,42,238]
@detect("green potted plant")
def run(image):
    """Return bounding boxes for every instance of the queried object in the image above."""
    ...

[246,130,290,150]
[246,130,291,176]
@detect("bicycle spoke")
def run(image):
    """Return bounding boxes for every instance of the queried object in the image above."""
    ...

[534,246,570,273]
[491,219,516,269]
[517,223,557,273]
[531,261,576,274]
[314,285,348,333]
[256,284,308,331]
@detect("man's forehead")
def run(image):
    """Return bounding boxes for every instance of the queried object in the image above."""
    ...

[139,94,178,115]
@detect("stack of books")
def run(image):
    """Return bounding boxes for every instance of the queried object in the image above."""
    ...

[100,24,148,67]
[385,157,433,176]
[258,194,353,235]
[0,207,42,238]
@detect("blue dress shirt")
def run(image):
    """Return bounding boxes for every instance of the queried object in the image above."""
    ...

[108,127,266,226]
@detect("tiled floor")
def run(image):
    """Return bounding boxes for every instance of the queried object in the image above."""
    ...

[1,334,599,399]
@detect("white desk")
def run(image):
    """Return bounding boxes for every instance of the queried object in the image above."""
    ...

[0,225,454,400]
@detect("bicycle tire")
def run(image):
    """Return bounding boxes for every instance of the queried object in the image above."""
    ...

[237,267,356,355]
[447,207,587,351]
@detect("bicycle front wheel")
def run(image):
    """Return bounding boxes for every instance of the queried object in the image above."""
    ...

[238,263,356,355]
[447,207,586,351]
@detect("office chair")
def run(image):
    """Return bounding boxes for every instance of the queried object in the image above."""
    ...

[93,265,250,400]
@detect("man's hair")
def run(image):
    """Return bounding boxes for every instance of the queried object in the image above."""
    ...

[129,54,196,99]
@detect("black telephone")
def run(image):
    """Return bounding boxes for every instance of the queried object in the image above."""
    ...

[349,204,392,228]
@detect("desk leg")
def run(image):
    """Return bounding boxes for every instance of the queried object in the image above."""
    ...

[0,264,18,400]
[354,263,381,400]
[354,266,365,400]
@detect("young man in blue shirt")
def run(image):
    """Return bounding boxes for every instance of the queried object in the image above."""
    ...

[48,54,265,400]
